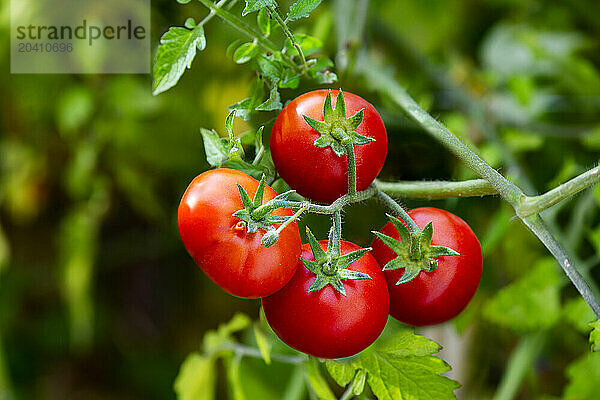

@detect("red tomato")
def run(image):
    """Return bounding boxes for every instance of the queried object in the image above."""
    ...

[262,241,389,358]
[178,168,301,298]
[270,90,388,203]
[371,207,482,326]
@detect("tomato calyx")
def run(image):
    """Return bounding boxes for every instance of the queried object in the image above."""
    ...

[232,175,296,233]
[372,214,460,285]
[302,227,372,296]
[303,90,374,157]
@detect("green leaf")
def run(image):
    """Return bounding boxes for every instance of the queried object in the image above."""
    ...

[153,25,206,95]
[257,55,285,81]
[203,313,252,353]
[590,320,600,352]
[255,86,282,111]
[226,354,245,400]
[234,42,260,64]
[326,329,459,400]
[483,258,561,331]
[287,0,323,21]
[253,324,272,364]
[200,129,228,167]
[284,34,323,57]
[242,0,277,16]
[304,359,336,400]
[174,353,215,400]
[229,78,267,121]
[563,352,600,400]
[184,17,196,29]
[257,8,271,36]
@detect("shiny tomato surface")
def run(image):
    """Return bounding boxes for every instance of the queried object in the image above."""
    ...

[371,207,482,326]
[178,168,301,298]
[262,241,389,358]
[270,90,387,203]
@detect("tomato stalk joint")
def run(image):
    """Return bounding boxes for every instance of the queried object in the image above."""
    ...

[302,227,372,296]
[232,175,296,233]
[372,214,460,285]
[303,90,375,157]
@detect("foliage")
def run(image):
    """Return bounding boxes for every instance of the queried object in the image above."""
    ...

[2,0,600,399]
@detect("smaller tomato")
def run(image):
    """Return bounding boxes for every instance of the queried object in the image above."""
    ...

[371,207,482,326]
[262,241,389,359]
[178,168,301,298]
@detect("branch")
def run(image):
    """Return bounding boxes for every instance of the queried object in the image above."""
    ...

[359,59,600,318]
[376,178,497,199]
[518,165,600,218]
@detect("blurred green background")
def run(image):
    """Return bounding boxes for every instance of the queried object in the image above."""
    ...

[1,0,600,399]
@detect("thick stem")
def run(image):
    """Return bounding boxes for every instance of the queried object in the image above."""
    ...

[220,342,306,364]
[359,62,525,206]
[376,178,497,199]
[373,187,420,233]
[362,60,600,318]
[198,0,233,25]
[339,385,354,400]
[523,215,600,317]
[343,139,357,195]
[518,165,600,218]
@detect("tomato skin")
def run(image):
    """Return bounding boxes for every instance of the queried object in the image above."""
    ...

[270,90,388,203]
[178,168,301,298]
[262,241,389,358]
[371,207,482,326]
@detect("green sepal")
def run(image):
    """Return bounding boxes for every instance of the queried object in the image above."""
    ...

[303,227,372,296]
[232,176,292,234]
[371,214,460,285]
[302,90,375,158]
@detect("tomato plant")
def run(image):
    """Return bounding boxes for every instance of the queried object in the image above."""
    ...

[262,239,389,359]
[270,89,388,203]
[371,207,483,326]
[178,168,301,298]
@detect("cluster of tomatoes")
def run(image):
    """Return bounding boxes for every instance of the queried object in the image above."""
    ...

[178,90,483,359]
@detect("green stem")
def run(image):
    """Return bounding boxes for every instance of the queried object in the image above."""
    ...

[269,7,308,71]
[361,59,600,317]
[343,139,357,195]
[359,62,524,206]
[198,0,298,70]
[339,385,354,400]
[523,215,600,317]
[373,186,420,233]
[272,187,377,215]
[492,332,546,400]
[278,203,309,234]
[198,0,234,25]
[518,165,600,218]
[376,178,497,199]
[220,342,306,364]
[332,211,343,256]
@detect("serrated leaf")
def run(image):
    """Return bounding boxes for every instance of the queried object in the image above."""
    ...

[287,0,323,21]
[242,0,277,16]
[233,42,260,64]
[483,258,561,331]
[255,86,282,111]
[174,353,215,400]
[153,25,206,95]
[257,8,271,36]
[257,55,285,81]
[305,359,337,400]
[563,352,600,399]
[590,320,600,352]
[200,128,228,166]
[326,329,458,400]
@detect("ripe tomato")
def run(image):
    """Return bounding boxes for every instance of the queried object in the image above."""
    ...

[178,168,301,298]
[371,207,482,326]
[262,241,389,358]
[270,90,388,203]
